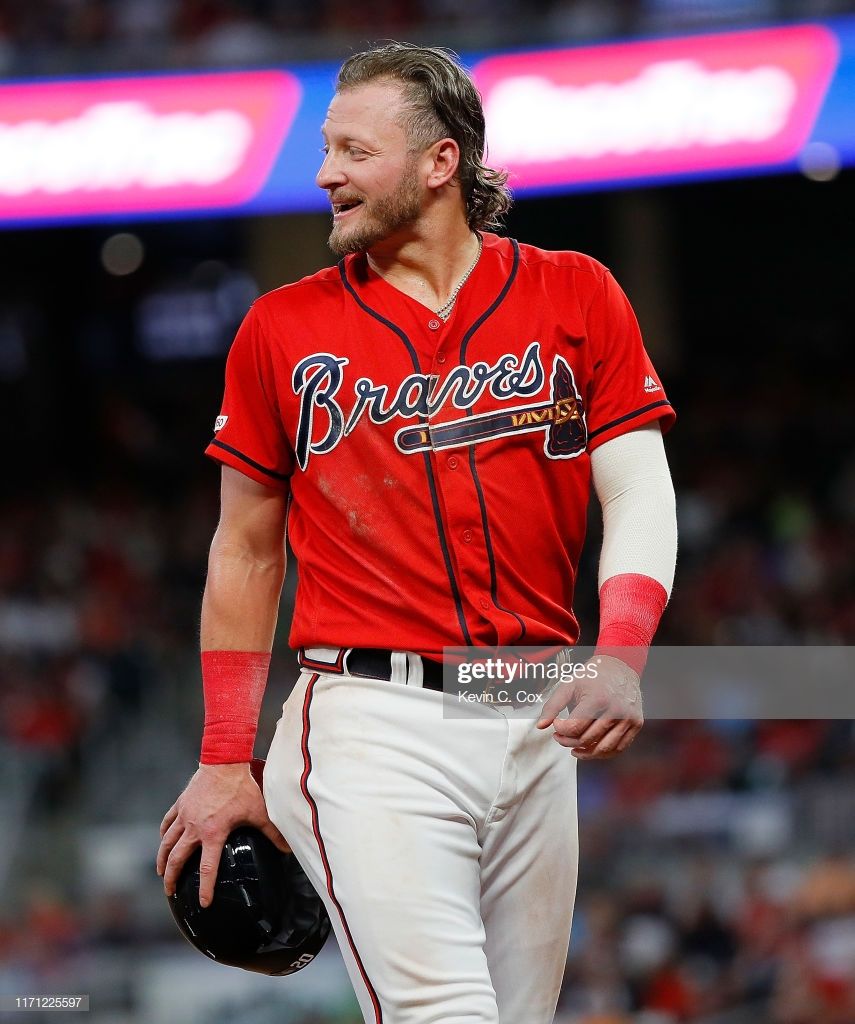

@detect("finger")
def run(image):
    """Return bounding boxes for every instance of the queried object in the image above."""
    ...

[554,721,624,754]
[574,746,620,760]
[552,698,604,739]
[159,803,178,838]
[162,836,199,898]
[156,819,184,876]
[536,682,576,728]
[574,721,637,760]
[572,716,622,749]
[571,717,618,748]
[614,718,644,753]
[260,821,292,855]
[197,842,225,908]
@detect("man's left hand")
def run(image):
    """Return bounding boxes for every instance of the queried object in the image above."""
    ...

[536,654,644,759]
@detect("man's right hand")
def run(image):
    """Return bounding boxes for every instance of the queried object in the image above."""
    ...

[156,762,291,907]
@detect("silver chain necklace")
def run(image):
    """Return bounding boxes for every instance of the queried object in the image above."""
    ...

[436,235,483,321]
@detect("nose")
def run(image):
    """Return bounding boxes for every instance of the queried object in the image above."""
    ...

[316,151,346,192]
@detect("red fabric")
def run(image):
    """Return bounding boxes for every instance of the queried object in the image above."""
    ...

[206,234,674,656]
[200,650,271,765]
[595,572,668,676]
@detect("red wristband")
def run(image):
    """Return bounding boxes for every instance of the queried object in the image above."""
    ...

[200,650,271,765]
[594,573,668,677]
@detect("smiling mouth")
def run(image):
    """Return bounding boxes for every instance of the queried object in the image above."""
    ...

[332,200,363,217]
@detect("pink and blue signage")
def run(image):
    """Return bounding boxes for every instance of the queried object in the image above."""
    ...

[476,24,839,191]
[0,18,853,225]
[0,70,302,223]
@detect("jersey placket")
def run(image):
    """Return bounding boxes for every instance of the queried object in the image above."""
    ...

[337,241,532,648]
[425,315,506,645]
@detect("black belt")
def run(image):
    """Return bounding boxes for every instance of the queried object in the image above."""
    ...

[297,647,446,690]
[344,651,444,692]
[346,649,445,691]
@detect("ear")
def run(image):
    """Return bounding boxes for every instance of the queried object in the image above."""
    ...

[425,138,460,191]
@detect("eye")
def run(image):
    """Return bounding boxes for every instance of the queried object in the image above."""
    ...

[347,147,367,159]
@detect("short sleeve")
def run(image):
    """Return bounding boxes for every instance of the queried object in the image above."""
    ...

[205,305,294,488]
[585,271,676,452]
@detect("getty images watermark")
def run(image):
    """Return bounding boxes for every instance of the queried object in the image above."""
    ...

[454,649,597,707]
[439,646,855,719]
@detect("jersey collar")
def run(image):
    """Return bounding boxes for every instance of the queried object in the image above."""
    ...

[341,233,517,342]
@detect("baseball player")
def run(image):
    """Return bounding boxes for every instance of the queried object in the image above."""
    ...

[157,43,677,1023]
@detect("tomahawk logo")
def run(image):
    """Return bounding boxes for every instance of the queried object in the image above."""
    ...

[291,344,588,466]
[395,355,587,460]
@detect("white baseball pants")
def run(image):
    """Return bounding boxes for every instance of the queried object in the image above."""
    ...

[264,654,578,1024]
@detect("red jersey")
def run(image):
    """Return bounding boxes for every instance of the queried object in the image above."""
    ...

[206,232,674,657]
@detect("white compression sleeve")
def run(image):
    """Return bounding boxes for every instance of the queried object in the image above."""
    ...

[590,423,678,595]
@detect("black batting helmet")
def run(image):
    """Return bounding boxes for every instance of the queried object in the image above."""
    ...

[167,764,330,975]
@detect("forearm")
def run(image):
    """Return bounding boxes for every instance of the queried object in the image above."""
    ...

[199,518,286,764]
[590,424,677,673]
[593,423,677,593]
[201,529,286,651]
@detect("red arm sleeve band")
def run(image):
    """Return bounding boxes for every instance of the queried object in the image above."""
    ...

[200,650,271,765]
[594,573,668,677]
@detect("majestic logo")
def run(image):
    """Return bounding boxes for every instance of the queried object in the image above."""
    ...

[292,341,586,469]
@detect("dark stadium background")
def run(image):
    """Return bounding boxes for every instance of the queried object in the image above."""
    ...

[1,3,854,1023]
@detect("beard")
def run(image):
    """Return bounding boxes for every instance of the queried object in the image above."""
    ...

[328,160,423,256]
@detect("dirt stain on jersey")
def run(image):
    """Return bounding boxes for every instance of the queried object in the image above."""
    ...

[316,473,374,538]
[346,508,372,538]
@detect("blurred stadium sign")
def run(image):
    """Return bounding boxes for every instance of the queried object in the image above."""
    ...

[0,19,853,226]
[476,25,837,191]
[0,71,301,223]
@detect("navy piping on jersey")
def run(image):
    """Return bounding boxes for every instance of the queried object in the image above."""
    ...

[587,400,672,442]
[299,673,383,1023]
[285,487,293,545]
[458,239,528,644]
[209,438,291,481]
[338,260,473,647]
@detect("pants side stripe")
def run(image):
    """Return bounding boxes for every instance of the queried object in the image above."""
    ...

[299,673,383,1024]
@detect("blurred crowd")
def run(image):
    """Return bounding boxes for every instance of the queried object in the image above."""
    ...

[2,713,855,1023]
[559,718,855,1023]
[2,0,855,75]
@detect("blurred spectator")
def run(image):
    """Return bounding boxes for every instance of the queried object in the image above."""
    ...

[2,0,855,73]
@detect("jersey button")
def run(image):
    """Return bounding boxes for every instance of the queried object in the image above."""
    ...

[462,529,473,543]
[447,456,459,470]
[479,598,490,611]
[436,351,446,364]
[428,319,441,331]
